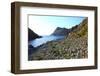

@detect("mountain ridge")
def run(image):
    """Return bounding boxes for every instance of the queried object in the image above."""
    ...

[28,28,41,41]
[52,27,70,36]
[29,18,88,60]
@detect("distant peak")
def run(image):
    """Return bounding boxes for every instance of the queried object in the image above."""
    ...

[52,27,70,36]
[56,27,68,30]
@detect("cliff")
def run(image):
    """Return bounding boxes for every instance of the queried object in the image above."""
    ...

[28,28,41,41]
[52,27,70,36]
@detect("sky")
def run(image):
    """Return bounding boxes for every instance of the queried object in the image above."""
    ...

[28,15,85,36]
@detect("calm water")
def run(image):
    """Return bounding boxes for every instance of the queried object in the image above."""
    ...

[29,35,64,47]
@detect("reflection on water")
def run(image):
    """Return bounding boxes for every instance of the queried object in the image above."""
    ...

[29,35,64,47]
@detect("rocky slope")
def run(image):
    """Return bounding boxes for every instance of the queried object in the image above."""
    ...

[29,18,88,60]
[52,27,71,36]
[28,28,41,41]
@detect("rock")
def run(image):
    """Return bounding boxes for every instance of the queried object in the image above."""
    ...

[52,27,71,36]
[28,28,41,41]
[28,45,34,48]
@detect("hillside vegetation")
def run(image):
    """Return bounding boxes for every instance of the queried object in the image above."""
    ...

[29,18,88,60]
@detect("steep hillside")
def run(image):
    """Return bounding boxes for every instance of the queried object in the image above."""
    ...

[29,18,88,60]
[52,27,71,36]
[28,28,41,41]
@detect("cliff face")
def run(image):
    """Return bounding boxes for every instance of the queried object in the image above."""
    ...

[52,27,71,36]
[29,18,88,60]
[28,28,41,41]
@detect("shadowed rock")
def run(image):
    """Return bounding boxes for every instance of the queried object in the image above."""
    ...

[28,28,41,41]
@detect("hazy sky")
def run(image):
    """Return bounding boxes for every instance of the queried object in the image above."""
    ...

[28,15,85,36]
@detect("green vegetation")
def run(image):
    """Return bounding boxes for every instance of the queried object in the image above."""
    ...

[29,18,88,60]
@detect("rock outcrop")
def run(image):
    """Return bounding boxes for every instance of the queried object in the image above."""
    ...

[28,28,41,41]
[52,27,71,36]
